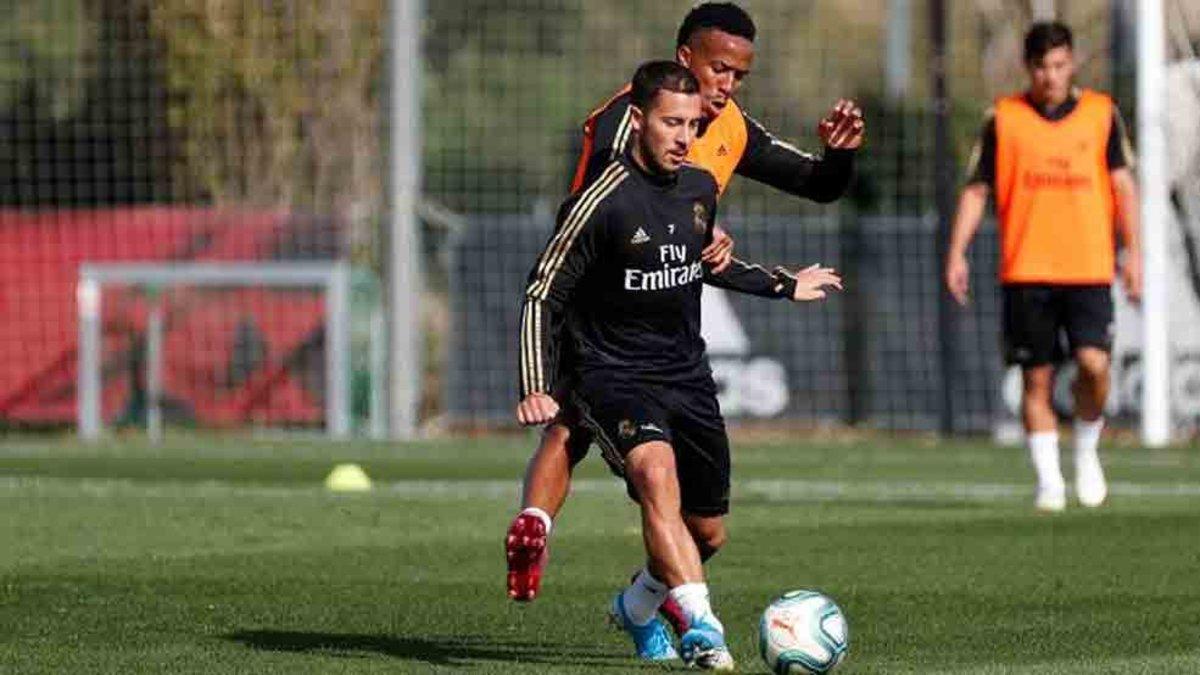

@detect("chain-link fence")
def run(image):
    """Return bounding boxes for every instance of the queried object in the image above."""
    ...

[0,1,383,432]
[2,0,1198,435]
[431,0,1198,433]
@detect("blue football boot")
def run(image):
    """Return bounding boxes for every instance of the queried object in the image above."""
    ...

[680,615,735,670]
[608,593,679,661]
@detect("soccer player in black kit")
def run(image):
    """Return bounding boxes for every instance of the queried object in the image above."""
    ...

[507,4,863,623]
[517,62,837,670]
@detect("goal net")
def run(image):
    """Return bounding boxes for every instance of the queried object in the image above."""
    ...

[76,263,353,440]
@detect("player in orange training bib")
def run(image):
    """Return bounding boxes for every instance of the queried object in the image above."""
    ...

[945,21,1141,513]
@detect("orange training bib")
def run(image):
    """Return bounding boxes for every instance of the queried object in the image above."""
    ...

[993,89,1117,284]
[687,99,748,196]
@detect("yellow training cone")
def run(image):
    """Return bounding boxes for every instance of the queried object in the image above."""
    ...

[324,463,372,492]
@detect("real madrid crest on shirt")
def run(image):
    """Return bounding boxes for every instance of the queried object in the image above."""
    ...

[618,419,637,439]
[693,201,707,235]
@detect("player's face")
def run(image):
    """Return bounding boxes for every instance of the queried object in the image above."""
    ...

[1026,46,1074,106]
[631,90,703,174]
[676,28,754,120]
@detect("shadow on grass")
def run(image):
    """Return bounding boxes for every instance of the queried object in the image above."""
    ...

[225,630,666,669]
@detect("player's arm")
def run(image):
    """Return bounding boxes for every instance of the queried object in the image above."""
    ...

[704,257,795,298]
[705,259,842,302]
[945,111,995,306]
[1108,107,1142,302]
[735,101,862,203]
[698,186,840,301]
[517,194,610,425]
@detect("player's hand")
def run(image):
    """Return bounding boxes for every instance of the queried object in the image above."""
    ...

[777,264,842,301]
[1121,250,1143,304]
[945,253,970,306]
[516,393,559,426]
[818,99,865,150]
[702,224,734,275]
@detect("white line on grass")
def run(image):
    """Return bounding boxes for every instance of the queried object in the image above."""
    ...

[2,476,1199,502]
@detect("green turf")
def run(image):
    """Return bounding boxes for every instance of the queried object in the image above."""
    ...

[2,434,1199,673]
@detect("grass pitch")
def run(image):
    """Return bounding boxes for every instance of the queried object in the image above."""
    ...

[2,433,1199,673]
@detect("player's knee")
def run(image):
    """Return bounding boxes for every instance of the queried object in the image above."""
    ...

[1021,367,1054,401]
[629,462,674,494]
[1022,366,1053,389]
[1075,349,1110,383]
[696,528,726,560]
[686,516,727,560]
[541,423,572,453]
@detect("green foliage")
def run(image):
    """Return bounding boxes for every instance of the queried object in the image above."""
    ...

[0,0,1130,217]
[146,0,383,213]
[0,0,94,119]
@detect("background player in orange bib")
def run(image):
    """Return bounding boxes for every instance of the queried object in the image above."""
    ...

[506,1,864,614]
[944,21,1141,512]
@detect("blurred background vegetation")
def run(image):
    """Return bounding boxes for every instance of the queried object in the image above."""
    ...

[2,0,1134,232]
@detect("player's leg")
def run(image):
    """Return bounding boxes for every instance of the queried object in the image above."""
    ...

[1070,346,1110,506]
[623,439,733,669]
[1021,364,1064,510]
[505,407,593,602]
[666,384,735,670]
[638,513,725,640]
[506,423,569,601]
[572,384,680,660]
[631,508,727,642]
[520,404,594,516]
[1073,347,1111,419]
[1022,365,1058,433]
[1004,285,1065,511]
[625,440,705,587]
[1066,285,1115,507]
[606,442,689,661]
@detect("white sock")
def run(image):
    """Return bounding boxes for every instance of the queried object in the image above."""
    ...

[669,583,724,633]
[519,507,553,535]
[620,569,668,626]
[1073,418,1104,460]
[1027,431,1064,492]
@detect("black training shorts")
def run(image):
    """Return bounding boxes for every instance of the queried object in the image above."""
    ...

[1002,284,1114,368]
[570,374,731,516]
[551,376,596,466]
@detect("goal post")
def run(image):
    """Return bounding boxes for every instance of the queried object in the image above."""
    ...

[1137,0,1172,446]
[77,262,353,440]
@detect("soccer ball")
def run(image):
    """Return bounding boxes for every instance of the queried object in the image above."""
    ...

[758,590,849,674]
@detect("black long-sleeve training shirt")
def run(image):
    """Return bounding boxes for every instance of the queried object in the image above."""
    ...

[564,87,854,301]
[519,154,793,399]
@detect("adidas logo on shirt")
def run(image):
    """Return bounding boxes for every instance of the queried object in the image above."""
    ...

[630,227,651,245]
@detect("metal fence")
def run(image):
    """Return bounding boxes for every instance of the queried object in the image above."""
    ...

[2,0,1199,435]
[448,212,1009,432]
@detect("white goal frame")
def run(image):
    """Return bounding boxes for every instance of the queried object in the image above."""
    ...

[76,262,352,440]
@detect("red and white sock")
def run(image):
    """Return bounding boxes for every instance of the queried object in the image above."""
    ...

[518,506,552,535]
[669,582,724,633]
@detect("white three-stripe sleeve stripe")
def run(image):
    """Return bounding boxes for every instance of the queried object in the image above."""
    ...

[525,162,621,296]
[520,164,626,393]
[519,301,545,395]
[610,107,632,160]
[528,164,626,300]
[519,302,534,395]
[746,112,816,160]
[531,167,626,300]
[532,302,544,393]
